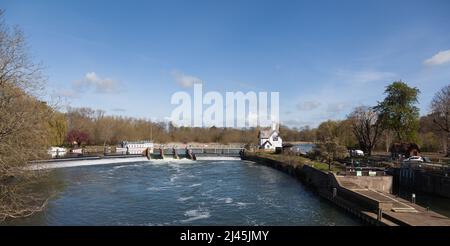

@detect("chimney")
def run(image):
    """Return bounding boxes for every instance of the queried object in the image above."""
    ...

[272,122,279,131]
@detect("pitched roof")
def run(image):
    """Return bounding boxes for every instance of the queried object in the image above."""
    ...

[259,129,278,139]
[262,140,272,147]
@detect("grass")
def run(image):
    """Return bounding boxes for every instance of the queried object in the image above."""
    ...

[250,151,343,173]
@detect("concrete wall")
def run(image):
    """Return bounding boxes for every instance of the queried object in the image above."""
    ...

[241,154,394,225]
[336,176,393,193]
[243,155,392,193]
[299,165,330,190]
[397,167,450,198]
[242,155,330,191]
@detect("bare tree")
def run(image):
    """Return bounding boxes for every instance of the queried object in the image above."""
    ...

[430,85,450,156]
[0,10,53,221]
[348,106,382,156]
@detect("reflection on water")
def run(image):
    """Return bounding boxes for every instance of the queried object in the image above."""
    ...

[292,143,315,154]
[5,160,360,226]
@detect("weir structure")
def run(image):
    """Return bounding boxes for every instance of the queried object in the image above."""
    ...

[30,146,245,170]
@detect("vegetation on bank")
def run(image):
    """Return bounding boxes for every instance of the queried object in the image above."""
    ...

[250,152,343,173]
[0,11,64,220]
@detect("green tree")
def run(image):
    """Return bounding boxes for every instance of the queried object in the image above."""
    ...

[314,141,348,171]
[375,81,420,142]
[316,120,356,147]
[316,120,340,142]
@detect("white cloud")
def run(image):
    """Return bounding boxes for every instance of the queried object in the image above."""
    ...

[73,72,120,93]
[336,69,396,83]
[424,49,450,66]
[172,70,202,88]
[296,101,322,111]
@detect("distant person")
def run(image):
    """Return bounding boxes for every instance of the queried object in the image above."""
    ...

[159,147,165,159]
[185,146,195,160]
[239,148,245,158]
[145,147,151,160]
[173,146,179,159]
[185,146,190,159]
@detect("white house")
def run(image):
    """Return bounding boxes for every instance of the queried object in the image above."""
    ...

[258,123,282,150]
[117,141,154,155]
[48,147,67,158]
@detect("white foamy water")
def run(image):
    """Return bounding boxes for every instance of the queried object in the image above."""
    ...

[181,209,211,223]
[29,157,150,170]
[146,186,171,191]
[29,156,238,170]
[218,197,233,204]
[178,196,194,202]
[195,156,241,161]
[113,163,143,169]
[236,202,254,207]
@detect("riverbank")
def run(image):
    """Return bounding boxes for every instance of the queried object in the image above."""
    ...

[250,152,343,172]
[242,153,450,226]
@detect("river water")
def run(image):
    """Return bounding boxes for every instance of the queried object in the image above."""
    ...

[5,160,359,226]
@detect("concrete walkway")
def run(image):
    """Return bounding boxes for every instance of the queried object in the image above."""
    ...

[336,177,450,226]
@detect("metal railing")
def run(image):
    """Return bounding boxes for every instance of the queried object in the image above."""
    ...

[401,161,450,174]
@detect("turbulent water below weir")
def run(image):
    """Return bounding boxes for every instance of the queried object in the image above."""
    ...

[5,160,360,226]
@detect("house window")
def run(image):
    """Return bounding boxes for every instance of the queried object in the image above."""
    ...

[273,137,278,141]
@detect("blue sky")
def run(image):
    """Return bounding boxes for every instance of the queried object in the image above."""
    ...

[3,0,450,128]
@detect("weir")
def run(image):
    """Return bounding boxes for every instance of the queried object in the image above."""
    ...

[157,147,243,156]
[30,147,244,170]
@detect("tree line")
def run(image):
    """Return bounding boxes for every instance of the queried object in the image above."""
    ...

[50,82,449,158]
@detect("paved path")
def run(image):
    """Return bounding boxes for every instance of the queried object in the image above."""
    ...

[336,176,450,226]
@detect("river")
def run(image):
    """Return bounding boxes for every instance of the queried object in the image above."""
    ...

[5,160,360,225]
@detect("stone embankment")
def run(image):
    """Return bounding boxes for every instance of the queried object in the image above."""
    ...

[242,154,450,226]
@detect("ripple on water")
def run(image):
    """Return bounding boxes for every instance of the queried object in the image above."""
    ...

[218,197,233,204]
[146,186,170,191]
[181,208,211,223]
[169,176,179,183]
[178,196,194,202]
[235,202,254,208]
